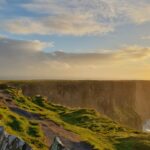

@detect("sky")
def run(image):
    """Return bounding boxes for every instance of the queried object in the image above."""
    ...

[0,0,150,80]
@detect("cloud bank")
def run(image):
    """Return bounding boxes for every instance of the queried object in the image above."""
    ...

[0,37,150,79]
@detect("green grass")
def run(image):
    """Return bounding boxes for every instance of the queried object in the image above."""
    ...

[7,115,23,132]
[27,126,41,137]
[0,85,149,150]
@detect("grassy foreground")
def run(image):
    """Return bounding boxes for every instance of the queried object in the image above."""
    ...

[0,85,149,150]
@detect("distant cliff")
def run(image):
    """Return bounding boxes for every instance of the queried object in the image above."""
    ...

[8,80,150,130]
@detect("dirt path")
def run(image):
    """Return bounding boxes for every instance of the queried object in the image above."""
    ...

[41,121,92,150]
[0,89,93,150]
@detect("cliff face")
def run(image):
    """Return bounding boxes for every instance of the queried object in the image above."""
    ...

[135,81,150,122]
[1,85,150,150]
[9,80,150,130]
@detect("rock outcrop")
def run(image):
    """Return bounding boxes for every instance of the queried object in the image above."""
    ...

[0,126,68,150]
[0,126,32,150]
[50,137,68,150]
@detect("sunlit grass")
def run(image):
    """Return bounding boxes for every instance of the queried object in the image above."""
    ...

[0,86,149,150]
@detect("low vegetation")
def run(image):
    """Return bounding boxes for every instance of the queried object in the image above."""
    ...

[0,85,149,150]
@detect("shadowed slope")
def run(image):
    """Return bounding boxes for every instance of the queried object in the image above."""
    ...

[8,80,144,129]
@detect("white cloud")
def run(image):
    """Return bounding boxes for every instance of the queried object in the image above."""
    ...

[2,14,114,36]
[23,0,150,24]
[141,35,150,40]
[1,0,150,36]
[123,1,150,24]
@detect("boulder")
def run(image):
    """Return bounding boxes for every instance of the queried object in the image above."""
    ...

[50,137,68,150]
[0,126,32,150]
[0,127,69,150]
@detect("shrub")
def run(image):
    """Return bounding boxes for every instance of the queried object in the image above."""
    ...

[7,115,23,132]
[27,126,40,137]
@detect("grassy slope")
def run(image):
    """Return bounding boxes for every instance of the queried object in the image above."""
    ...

[0,86,150,150]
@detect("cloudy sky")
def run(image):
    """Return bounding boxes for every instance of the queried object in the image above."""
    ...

[0,0,150,80]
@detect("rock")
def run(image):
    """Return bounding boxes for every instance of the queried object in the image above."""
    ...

[0,127,69,150]
[0,126,32,150]
[50,137,68,150]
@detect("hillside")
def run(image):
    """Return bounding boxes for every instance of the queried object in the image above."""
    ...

[7,80,150,130]
[0,84,150,150]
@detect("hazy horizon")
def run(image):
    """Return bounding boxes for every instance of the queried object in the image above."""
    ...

[0,0,150,80]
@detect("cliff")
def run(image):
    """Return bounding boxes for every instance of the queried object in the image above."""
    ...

[0,84,150,150]
[7,80,150,130]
